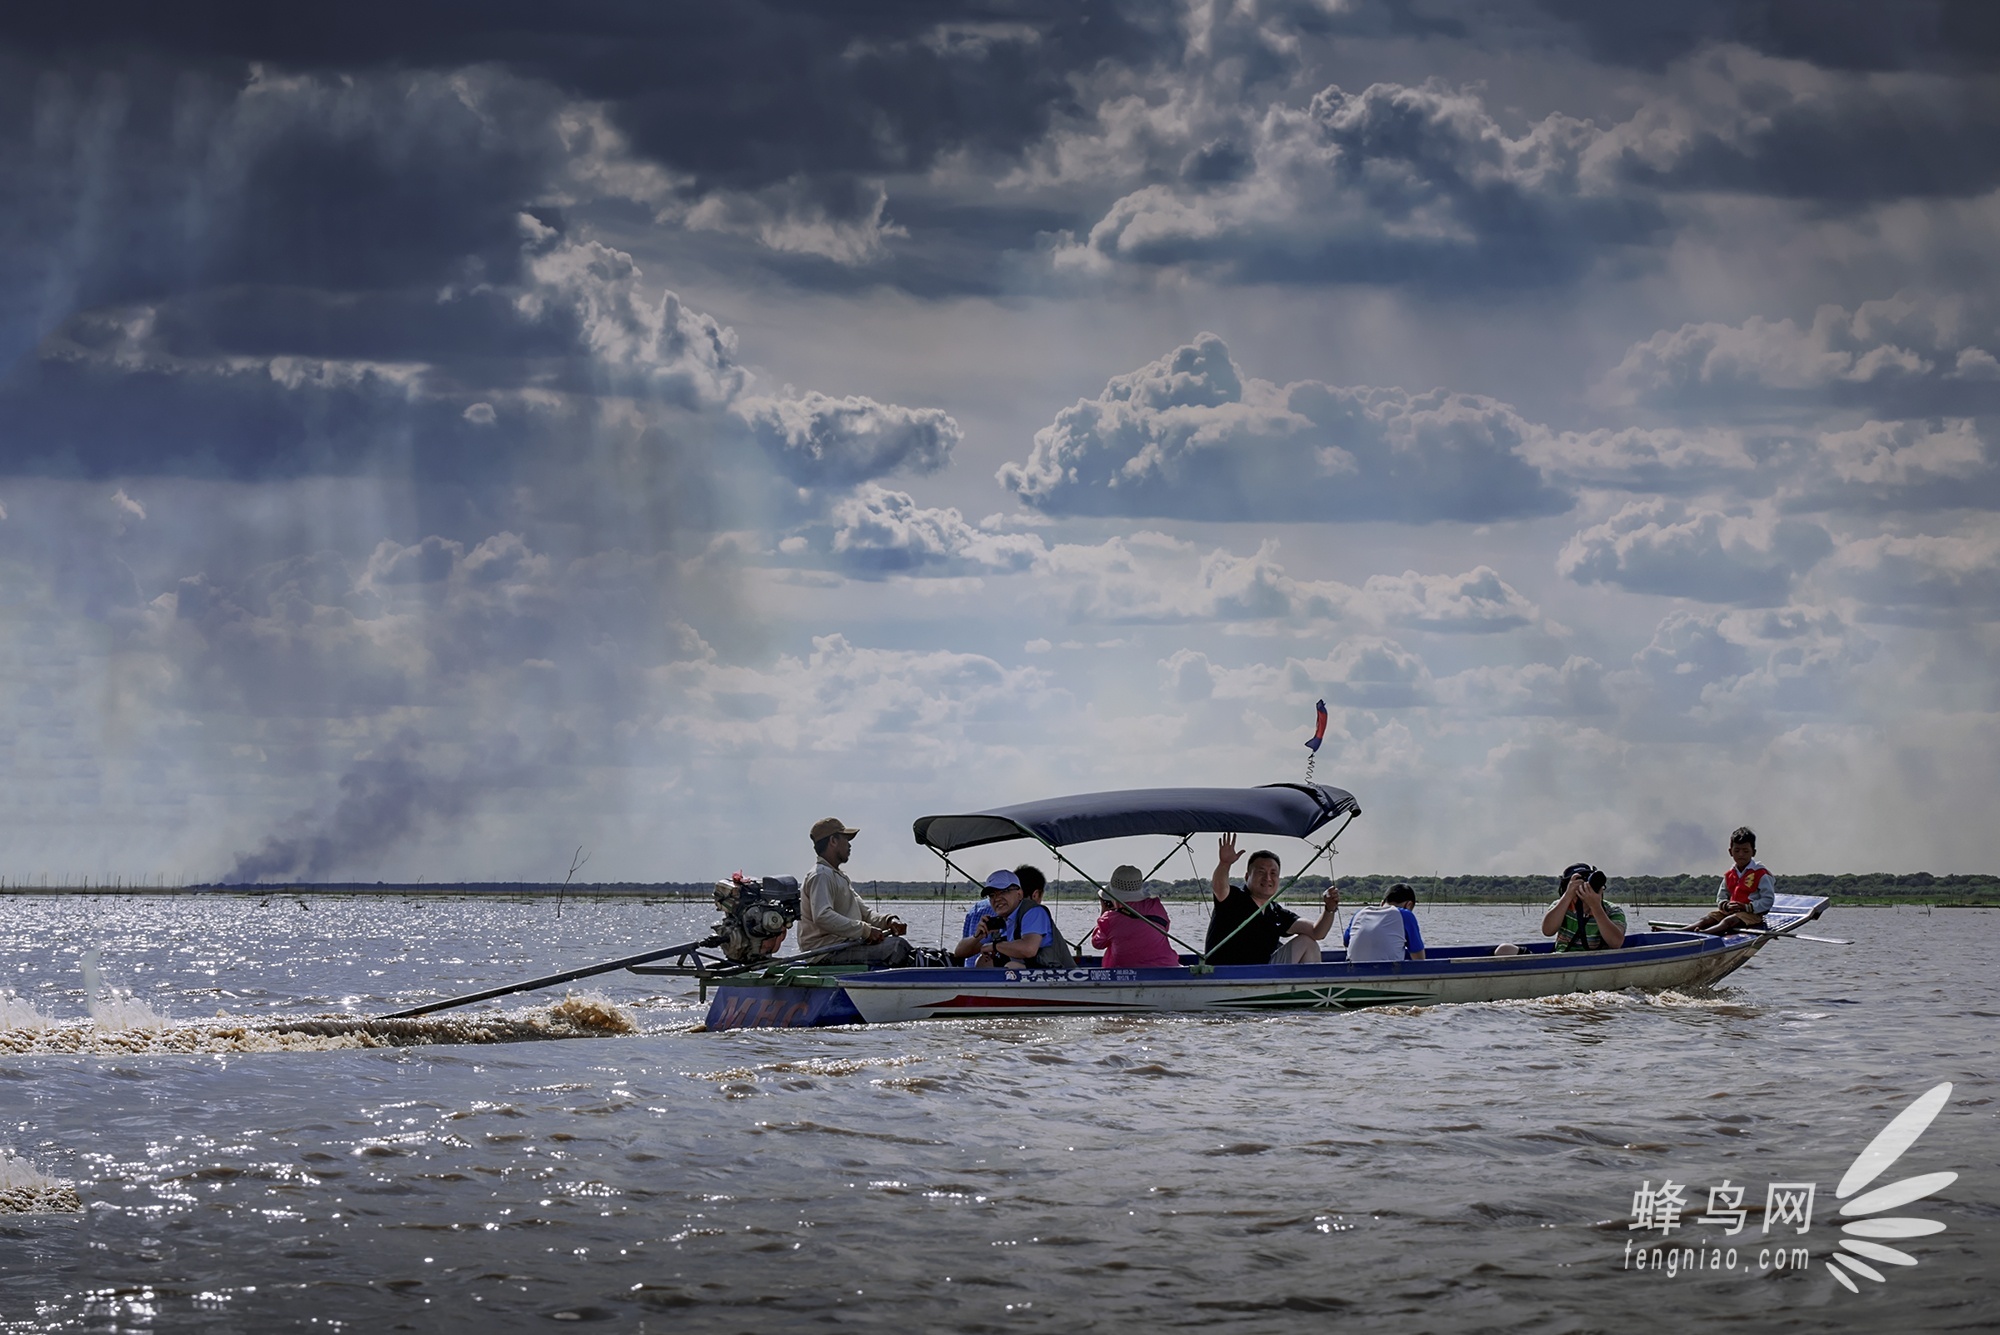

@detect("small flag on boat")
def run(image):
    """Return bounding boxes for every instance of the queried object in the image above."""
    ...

[1304,699,1328,751]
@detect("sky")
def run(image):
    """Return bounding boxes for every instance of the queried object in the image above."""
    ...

[4,0,1999,884]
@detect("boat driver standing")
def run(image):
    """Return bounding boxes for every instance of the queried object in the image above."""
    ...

[798,817,914,966]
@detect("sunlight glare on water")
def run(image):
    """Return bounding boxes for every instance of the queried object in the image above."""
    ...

[0,894,1992,1333]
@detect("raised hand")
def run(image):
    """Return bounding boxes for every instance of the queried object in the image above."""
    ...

[1216,833,1242,872]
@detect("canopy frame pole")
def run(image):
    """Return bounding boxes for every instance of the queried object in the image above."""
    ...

[928,837,1204,960]
[1025,836,1205,959]
[928,847,994,898]
[928,843,1072,959]
[1196,811,1357,969]
[1141,834,1193,884]
[927,846,1061,958]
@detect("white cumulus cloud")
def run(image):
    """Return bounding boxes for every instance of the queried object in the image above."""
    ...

[1558,500,1833,604]
[998,332,1567,521]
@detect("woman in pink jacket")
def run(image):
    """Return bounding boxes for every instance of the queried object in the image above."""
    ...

[1091,865,1182,969]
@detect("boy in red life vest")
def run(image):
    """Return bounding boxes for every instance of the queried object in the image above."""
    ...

[1687,826,1775,935]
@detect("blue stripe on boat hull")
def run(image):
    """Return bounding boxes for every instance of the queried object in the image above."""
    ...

[705,985,862,1030]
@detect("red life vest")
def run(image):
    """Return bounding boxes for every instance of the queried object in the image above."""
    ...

[1724,866,1765,906]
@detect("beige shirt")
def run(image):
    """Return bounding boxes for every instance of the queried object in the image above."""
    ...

[798,858,886,950]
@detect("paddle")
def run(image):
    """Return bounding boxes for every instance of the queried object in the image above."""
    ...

[1749,927,1852,945]
[1648,918,1851,945]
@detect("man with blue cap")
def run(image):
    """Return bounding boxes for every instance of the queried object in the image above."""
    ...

[952,869,1059,967]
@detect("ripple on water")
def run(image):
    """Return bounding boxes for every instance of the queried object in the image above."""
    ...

[0,898,1990,1333]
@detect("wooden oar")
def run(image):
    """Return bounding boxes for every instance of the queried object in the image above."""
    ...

[1753,927,1851,945]
[1648,918,1851,945]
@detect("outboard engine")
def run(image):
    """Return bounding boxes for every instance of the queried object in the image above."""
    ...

[712,874,802,962]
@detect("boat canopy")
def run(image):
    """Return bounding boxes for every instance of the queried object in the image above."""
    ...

[912,783,1360,855]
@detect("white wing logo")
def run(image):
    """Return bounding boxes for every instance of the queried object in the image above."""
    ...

[1825,1081,1956,1294]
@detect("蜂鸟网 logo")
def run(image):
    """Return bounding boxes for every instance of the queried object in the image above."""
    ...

[1621,1081,1957,1294]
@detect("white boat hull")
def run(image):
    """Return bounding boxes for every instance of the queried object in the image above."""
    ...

[838,932,1769,1025]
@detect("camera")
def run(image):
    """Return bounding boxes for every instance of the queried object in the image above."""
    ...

[1561,862,1605,895]
[982,914,1009,933]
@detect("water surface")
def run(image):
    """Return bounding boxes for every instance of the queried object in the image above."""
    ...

[1,896,1992,1332]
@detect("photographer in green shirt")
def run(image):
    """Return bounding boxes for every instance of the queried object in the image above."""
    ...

[1541,862,1626,951]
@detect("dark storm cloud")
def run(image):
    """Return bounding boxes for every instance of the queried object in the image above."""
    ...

[1,49,986,488]
[1601,51,2000,205]
[1533,0,2000,74]
[0,59,565,344]
[1063,78,1664,290]
[998,332,1571,522]
[0,227,748,480]
[0,61,583,476]
[0,1,1163,192]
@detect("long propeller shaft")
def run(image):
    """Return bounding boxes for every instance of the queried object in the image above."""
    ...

[381,936,722,1019]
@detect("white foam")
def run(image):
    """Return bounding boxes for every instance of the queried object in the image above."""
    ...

[0,1150,80,1214]
[87,989,171,1031]
[0,990,56,1031]
[80,948,170,1031]
[0,994,646,1056]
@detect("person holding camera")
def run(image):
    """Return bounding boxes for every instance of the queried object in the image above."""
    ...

[953,870,1025,965]
[952,869,1058,968]
[1541,862,1626,951]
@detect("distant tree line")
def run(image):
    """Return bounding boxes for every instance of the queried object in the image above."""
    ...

[7,871,1995,905]
[863,871,2000,905]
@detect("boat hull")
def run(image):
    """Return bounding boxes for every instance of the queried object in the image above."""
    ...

[704,981,862,1030]
[836,932,1767,1025]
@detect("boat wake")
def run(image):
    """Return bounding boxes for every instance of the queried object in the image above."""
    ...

[0,993,654,1055]
[0,989,57,1032]
[81,949,171,1031]
[1473,986,1750,1013]
[0,1151,79,1215]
